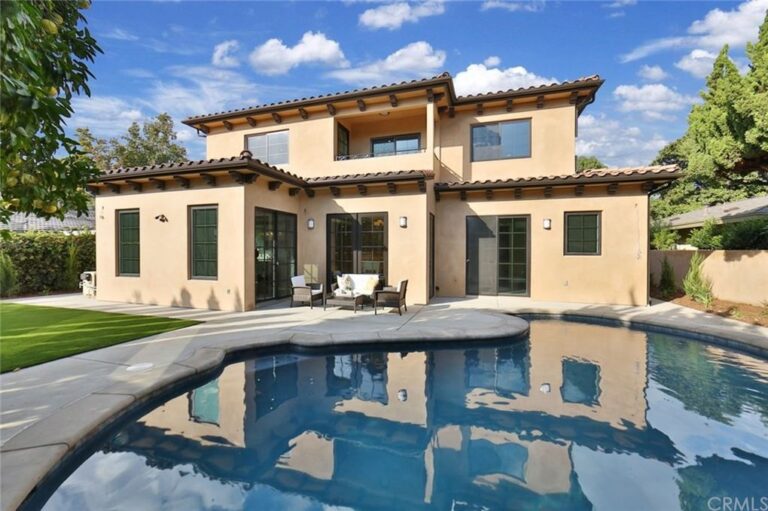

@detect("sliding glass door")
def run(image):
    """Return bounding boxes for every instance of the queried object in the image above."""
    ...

[466,215,529,296]
[327,213,387,285]
[255,208,296,301]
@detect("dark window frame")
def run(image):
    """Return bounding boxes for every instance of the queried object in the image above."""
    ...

[254,207,297,302]
[337,123,350,158]
[326,212,388,286]
[370,133,421,157]
[470,118,532,162]
[189,204,219,280]
[564,211,602,256]
[116,209,140,277]
[497,215,531,297]
[243,129,289,164]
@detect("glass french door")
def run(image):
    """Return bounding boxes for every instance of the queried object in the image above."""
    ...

[327,213,387,285]
[255,208,296,301]
[466,215,529,296]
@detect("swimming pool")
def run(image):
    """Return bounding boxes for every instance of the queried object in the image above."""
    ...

[31,319,768,510]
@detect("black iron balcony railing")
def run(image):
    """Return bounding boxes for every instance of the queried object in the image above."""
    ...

[335,148,425,161]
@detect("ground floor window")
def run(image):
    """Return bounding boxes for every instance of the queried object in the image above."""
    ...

[190,205,218,279]
[117,209,140,276]
[327,213,387,284]
[565,212,601,255]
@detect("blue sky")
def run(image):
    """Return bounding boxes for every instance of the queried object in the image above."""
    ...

[71,0,767,167]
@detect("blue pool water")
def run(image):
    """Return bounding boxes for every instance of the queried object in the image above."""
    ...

[33,319,768,510]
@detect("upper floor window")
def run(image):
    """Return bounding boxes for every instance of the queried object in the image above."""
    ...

[117,209,140,276]
[471,119,531,162]
[337,124,350,158]
[371,133,420,157]
[246,130,288,165]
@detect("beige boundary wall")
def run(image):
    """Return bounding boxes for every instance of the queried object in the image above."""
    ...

[650,250,768,306]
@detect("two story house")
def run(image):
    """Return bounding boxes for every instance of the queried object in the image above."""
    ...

[89,72,679,311]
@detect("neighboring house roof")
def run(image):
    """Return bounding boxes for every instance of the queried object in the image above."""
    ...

[663,195,768,230]
[1,206,95,232]
[182,72,604,126]
[433,165,681,192]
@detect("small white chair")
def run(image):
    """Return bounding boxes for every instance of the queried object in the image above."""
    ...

[290,275,324,308]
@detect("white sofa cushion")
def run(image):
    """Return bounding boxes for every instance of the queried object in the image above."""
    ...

[291,275,306,288]
[335,274,379,297]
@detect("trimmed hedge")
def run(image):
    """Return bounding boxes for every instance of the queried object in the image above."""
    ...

[0,231,95,296]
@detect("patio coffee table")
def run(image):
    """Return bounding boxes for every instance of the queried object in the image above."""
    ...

[324,294,365,313]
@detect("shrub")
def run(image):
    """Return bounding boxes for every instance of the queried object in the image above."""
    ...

[721,218,768,249]
[0,231,95,296]
[651,220,679,250]
[0,251,19,297]
[683,252,714,308]
[659,256,676,299]
[686,219,723,249]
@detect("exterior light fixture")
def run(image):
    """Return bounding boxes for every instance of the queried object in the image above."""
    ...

[397,389,408,402]
[399,216,408,228]
[543,218,552,230]
[155,214,168,223]
[307,218,315,230]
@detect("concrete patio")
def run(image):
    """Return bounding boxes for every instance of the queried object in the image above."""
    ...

[1,293,767,511]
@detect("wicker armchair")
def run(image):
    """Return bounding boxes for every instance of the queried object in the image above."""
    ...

[290,276,324,308]
[374,280,408,315]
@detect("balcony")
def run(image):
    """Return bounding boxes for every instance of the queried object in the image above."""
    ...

[333,107,432,170]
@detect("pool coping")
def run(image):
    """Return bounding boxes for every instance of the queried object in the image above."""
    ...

[3,300,768,511]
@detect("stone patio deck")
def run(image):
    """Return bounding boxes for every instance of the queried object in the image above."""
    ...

[1,293,767,511]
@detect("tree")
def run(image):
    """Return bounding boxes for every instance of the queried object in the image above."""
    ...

[576,155,606,172]
[77,114,189,170]
[651,13,768,219]
[0,0,101,224]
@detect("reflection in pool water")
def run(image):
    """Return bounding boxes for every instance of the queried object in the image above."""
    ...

[38,320,768,510]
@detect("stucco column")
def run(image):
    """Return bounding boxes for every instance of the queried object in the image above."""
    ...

[426,101,435,157]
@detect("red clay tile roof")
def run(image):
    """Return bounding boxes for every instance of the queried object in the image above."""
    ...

[182,72,603,125]
[305,170,434,186]
[94,156,434,188]
[433,165,681,191]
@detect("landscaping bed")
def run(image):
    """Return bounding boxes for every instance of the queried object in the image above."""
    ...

[652,290,768,327]
[0,303,199,372]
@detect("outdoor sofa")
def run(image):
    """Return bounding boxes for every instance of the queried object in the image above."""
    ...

[324,273,381,313]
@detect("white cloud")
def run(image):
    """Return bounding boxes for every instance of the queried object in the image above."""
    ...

[577,113,669,167]
[613,84,698,121]
[637,65,668,81]
[675,49,718,78]
[102,28,139,41]
[359,1,445,30]
[621,0,767,62]
[483,56,501,67]
[212,40,240,68]
[327,41,445,85]
[453,63,556,96]
[69,96,144,137]
[249,31,348,75]
[480,0,545,12]
[606,0,636,7]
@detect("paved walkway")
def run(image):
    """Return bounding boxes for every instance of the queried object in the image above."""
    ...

[1,294,767,511]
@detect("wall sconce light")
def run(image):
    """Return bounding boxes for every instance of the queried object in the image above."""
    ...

[399,216,408,228]
[543,218,552,230]
[155,214,168,223]
[307,218,315,230]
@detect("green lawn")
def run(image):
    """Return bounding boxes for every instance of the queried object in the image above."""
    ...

[0,303,200,373]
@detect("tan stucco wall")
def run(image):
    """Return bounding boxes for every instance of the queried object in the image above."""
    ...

[437,100,577,182]
[298,184,430,305]
[650,249,768,305]
[95,178,247,311]
[435,184,650,306]
[203,98,575,182]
